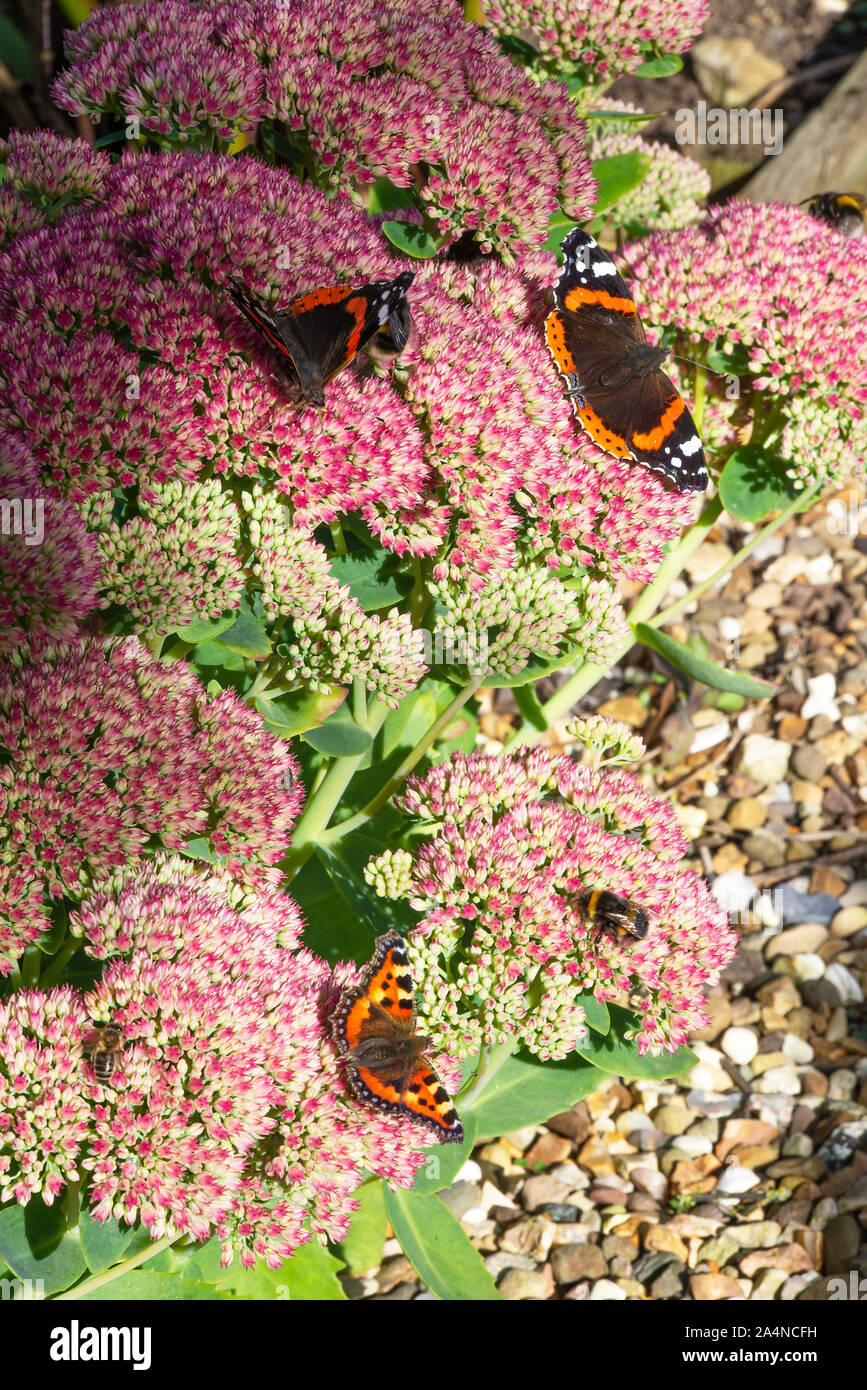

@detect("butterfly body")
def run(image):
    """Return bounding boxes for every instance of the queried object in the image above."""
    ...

[331,930,464,1144]
[227,270,415,408]
[545,228,707,492]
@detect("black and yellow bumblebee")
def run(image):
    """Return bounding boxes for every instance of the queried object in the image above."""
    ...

[575,888,649,944]
[801,192,866,239]
[87,1021,124,1083]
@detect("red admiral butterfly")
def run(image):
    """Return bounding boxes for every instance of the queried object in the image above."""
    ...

[331,930,464,1144]
[227,270,415,408]
[545,228,707,493]
[801,192,866,239]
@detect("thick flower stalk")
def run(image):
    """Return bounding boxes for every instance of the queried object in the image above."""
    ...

[366,747,736,1058]
[626,201,867,487]
[52,0,596,262]
[0,637,301,970]
[483,0,709,85]
[0,859,459,1268]
[0,141,693,694]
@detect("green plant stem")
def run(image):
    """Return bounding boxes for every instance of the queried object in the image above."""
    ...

[39,933,81,990]
[505,494,723,748]
[649,481,822,632]
[320,673,485,846]
[53,1233,179,1301]
[21,946,41,988]
[283,701,391,881]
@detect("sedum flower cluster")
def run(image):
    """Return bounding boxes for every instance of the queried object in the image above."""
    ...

[366,747,736,1058]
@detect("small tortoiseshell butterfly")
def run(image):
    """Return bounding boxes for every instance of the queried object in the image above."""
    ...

[226,270,414,409]
[545,228,707,492]
[331,930,464,1145]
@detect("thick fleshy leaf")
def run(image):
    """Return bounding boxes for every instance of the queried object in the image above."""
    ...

[718,445,799,523]
[254,686,347,738]
[79,1209,137,1274]
[337,1181,388,1275]
[174,613,238,643]
[633,622,777,698]
[211,606,272,658]
[329,552,411,611]
[578,992,610,1035]
[591,150,650,213]
[302,709,373,756]
[0,1201,86,1297]
[76,1270,226,1300]
[367,178,417,214]
[382,220,444,259]
[461,1049,607,1141]
[582,1005,697,1078]
[384,1189,500,1300]
[634,53,683,78]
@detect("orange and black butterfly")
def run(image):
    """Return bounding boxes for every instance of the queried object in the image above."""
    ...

[226,270,414,409]
[576,888,649,944]
[331,930,464,1144]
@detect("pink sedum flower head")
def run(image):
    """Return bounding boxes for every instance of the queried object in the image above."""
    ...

[365,745,736,1058]
[0,859,457,1267]
[0,436,101,658]
[53,0,596,263]
[0,143,695,690]
[0,637,301,972]
[483,0,709,85]
[625,201,867,488]
[0,130,108,243]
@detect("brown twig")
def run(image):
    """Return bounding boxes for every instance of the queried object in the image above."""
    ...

[753,54,857,111]
[751,843,867,888]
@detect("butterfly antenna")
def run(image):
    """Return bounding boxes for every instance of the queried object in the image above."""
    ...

[670,352,729,380]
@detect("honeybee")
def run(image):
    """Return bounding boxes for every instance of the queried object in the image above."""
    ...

[575,888,649,944]
[87,1021,124,1083]
[801,192,866,239]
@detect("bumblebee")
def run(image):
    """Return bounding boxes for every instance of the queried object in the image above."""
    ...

[576,888,649,944]
[87,1021,124,1083]
[801,192,866,239]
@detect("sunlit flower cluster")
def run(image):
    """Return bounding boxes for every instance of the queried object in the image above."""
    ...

[626,201,867,486]
[483,0,709,84]
[0,637,300,970]
[366,746,736,1057]
[0,859,456,1267]
[0,141,695,693]
[53,0,596,262]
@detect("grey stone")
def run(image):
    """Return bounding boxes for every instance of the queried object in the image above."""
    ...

[822,1215,861,1273]
[484,1252,537,1278]
[779,885,840,928]
[649,1264,687,1299]
[438,1180,482,1220]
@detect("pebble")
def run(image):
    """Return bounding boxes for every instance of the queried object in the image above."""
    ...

[727,798,768,830]
[497,1266,556,1300]
[685,1090,743,1117]
[715,1165,762,1194]
[690,1273,746,1300]
[727,1221,782,1249]
[736,734,791,785]
[782,1034,814,1064]
[550,1243,608,1284]
[821,1214,861,1272]
[828,1070,857,1101]
[721,1026,759,1065]
[521,1174,573,1211]
[825,962,864,1004]
[750,1269,790,1300]
[484,1252,536,1277]
[438,1181,482,1220]
[653,1104,693,1136]
[837,1176,867,1213]
[780,1272,821,1300]
[779,885,840,928]
[801,673,839,721]
[765,924,829,959]
[649,1265,687,1299]
[773,953,825,984]
[588,1278,627,1301]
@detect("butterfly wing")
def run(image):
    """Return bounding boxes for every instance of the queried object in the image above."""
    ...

[227,274,314,403]
[546,229,706,491]
[332,931,464,1144]
[286,271,415,383]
